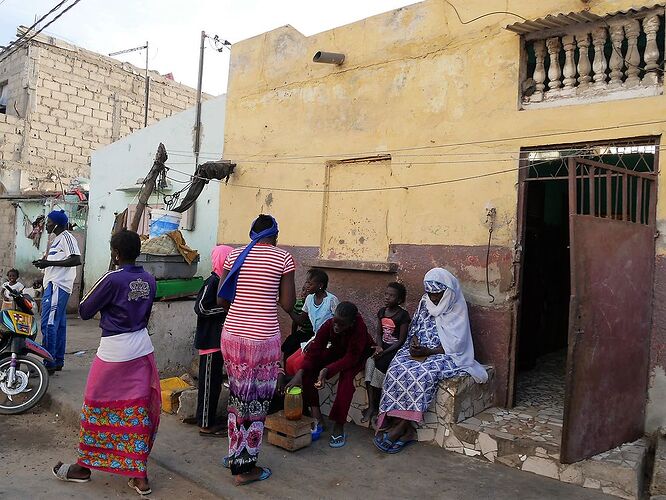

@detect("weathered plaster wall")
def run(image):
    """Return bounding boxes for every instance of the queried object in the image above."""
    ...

[85,95,226,294]
[220,0,666,422]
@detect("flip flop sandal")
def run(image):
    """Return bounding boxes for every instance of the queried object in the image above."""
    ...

[199,428,228,438]
[52,463,91,483]
[128,478,152,496]
[387,439,417,454]
[372,433,393,453]
[236,467,272,486]
[311,423,324,442]
[222,456,230,469]
[329,433,347,448]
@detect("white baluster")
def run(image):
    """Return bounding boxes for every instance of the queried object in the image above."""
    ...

[546,37,562,90]
[643,14,661,85]
[562,35,577,90]
[532,40,546,100]
[608,21,625,88]
[576,32,592,90]
[623,19,641,87]
[592,27,608,88]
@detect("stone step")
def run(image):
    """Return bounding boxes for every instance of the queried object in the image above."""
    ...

[651,431,666,497]
[440,409,648,500]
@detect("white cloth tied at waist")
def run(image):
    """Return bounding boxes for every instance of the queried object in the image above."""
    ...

[96,328,154,363]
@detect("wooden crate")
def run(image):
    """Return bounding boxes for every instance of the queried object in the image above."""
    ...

[265,411,314,452]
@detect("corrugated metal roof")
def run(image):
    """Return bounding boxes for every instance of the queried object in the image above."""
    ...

[506,4,665,35]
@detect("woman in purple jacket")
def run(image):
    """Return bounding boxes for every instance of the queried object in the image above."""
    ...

[52,230,159,496]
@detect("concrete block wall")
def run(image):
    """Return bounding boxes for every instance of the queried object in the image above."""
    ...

[0,30,205,191]
[0,113,24,169]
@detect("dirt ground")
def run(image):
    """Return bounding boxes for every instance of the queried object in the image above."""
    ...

[0,404,218,500]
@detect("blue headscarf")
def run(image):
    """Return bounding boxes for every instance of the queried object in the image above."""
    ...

[218,215,279,302]
[47,209,68,228]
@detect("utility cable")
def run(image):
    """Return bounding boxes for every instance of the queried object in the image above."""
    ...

[164,117,665,161]
[163,153,624,194]
[0,0,82,64]
[0,0,67,56]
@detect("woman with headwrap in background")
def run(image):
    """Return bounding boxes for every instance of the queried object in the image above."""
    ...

[193,244,234,437]
[374,268,488,454]
[217,215,295,486]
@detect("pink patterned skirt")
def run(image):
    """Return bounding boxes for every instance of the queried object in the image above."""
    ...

[221,329,280,475]
[77,353,161,478]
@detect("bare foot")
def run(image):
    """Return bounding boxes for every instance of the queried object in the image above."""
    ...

[129,477,151,494]
[53,461,91,481]
[235,466,268,486]
[361,407,376,423]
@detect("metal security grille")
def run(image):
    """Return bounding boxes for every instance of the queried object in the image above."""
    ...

[567,157,656,224]
[524,137,658,180]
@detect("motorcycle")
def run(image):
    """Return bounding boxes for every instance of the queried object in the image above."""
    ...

[0,285,51,414]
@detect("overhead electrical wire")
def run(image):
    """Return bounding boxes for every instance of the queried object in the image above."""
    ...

[0,0,67,54]
[164,118,666,162]
[0,0,83,63]
[162,147,655,194]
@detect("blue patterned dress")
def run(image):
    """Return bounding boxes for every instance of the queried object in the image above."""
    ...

[378,297,462,422]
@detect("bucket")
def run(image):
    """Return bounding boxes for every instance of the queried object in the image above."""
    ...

[149,209,182,238]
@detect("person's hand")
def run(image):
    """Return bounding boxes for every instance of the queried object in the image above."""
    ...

[314,368,328,389]
[372,346,384,359]
[410,344,430,358]
[285,371,303,391]
[276,373,286,395]
[32,259,48,269]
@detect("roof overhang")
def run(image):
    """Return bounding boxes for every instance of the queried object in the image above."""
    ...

[506,4,666,38]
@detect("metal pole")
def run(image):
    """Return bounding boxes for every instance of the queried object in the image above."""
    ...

[144,41,149,127]
[194,31,205,168]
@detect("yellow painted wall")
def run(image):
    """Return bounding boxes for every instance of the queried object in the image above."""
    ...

[219,0,666,257]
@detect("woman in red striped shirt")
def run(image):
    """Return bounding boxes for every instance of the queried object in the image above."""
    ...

[217,214,295,486]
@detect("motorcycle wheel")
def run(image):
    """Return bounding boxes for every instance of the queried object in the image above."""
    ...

[0,355,49,415]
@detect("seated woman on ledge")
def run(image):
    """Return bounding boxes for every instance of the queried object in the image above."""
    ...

[374,268,488,454]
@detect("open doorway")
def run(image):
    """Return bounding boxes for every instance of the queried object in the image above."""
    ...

[509,138,657,457]
[516,177,569,418]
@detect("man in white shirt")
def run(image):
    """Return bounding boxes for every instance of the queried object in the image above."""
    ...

[33,210,82,374]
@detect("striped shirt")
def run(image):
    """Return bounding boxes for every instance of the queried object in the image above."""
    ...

[223,244,295,341]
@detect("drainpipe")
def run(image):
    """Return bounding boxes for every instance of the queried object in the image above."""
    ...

[312,51,345,65]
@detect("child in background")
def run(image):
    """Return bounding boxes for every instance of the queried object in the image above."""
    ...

[291,269,338,336]
[362,282,410,426]
[281,282,314,363]
[193,245,233,437]
[2,269,25,308]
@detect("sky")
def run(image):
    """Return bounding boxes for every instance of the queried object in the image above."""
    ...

[1,0,414,96]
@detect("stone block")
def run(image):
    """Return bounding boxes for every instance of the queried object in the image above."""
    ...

[522,456,559,479]
[417,427,435,442]
[651,433,666,496]
[176,388,198,420]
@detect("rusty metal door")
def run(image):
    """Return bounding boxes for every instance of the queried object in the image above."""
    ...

[561,158,656,463]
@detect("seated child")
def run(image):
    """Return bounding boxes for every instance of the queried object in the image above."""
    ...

[362,282,410,425]
[2,269,25,309]
[287,302,373,449]
[281,282,314,363]
[291,269,338,336]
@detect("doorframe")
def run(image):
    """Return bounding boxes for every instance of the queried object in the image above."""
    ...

[509,136,660,408]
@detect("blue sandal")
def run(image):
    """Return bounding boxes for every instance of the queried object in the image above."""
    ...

[387,439,416,454]
[222,456,230,469]
[373,432,393,453]
[236,467,272,486]
[329,433,347,448]
[311,423,324,442]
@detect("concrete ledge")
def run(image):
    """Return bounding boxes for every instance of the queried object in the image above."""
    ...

[317,366,496,440]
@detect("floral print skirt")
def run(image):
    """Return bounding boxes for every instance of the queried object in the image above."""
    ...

[221,329,280,475]
[77,353,161,478]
